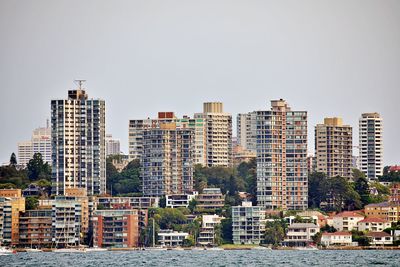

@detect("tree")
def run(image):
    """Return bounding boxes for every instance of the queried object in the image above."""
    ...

[320,176,362,211]
[183,236,195,247]
[188,199,197,213]
[27,153,51,181]
[220,218,233,244]
[354,175,370,207]
[107,159,141,196]
[308,172,326,208]
[25,196,39,210]
[9,153,17,167]
[264,219,286,246]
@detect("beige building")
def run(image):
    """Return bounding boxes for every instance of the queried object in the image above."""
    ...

[195,102,232,167]
[0,189,25,246]
[315,117,353,179]
[17,124,52,166]
[51,86,106,195]
[357,217,391,232]
[331,211,364,231]
[256,99,308,210]
[359,113,383,180]
[321,232,353,247]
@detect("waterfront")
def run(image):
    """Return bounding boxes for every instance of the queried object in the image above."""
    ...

[0,250,399,267]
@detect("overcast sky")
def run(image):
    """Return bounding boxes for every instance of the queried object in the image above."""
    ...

[0,0,399,165]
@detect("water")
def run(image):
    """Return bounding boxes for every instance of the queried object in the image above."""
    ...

[0,250,399,267]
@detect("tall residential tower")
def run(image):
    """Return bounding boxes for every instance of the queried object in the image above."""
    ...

[51,85,106,195]
[315,118,353,179]
[256,99,308,210]
[359,113,383,180]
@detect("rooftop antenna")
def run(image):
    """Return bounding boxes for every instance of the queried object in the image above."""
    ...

[74,79,86,90]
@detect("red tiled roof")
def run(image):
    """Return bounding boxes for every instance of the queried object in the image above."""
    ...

[322,231,352,236]
[366,231,391,238]
[358,217,388,223]
[334,211,364,218]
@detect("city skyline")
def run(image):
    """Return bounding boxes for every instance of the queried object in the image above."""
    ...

[1,1,399,165]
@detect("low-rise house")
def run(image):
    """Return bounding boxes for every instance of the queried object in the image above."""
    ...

[232,202,265,245]
[197,214,224,246]
[283,223,319,247]
[321,232,353,247]
[93,196,159,210]
[357,217,391,232]
[166,192,197,208]
[331,211,364,231]
[196,188,224,211]
[158,230,189,247]
[366,232,393,246]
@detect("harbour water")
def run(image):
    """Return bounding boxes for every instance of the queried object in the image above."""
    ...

[0,250,399,267]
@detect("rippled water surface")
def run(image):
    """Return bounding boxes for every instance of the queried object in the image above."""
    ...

[1,250,399,267]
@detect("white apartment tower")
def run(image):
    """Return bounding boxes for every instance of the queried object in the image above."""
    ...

[237,112,257,153]
[51,86,106,195]
[195,102,232,167]
[256,99,308,210]
[105,134,121,156]
[359,113,383,180]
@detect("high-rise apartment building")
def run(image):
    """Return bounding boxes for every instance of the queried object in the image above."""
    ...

[359,113,383,180]
[129,113,206,165]
[315,117,353,179]
[232,202,266,245]
[195,102,232,167]
[142,123,194,197]
[51,85,106,195]
[105,134,121,156]
[17,124,52,166]
[256,99,308,210]
[237,112,257,153]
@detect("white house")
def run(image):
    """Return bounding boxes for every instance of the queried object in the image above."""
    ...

[366,232,393,246]
[166,192,198,208]
[357,217,391,232]
[331,211,364,231]
[283,223,320,247]
[158,230,189,247]
[321,232,353,247]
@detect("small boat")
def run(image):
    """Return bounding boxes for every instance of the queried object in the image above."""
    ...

[295,246,318,251]
[206,247,223,251]
[192,247,206,251]
[0,247,14,255]
[252,246,272,250]
[85,247,108,252]
[144,247,168,251]
[25,248,42,253]
[54,248,87,253]
[171,247,184,251]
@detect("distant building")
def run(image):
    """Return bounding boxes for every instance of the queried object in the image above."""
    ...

[236,112,257,153]
[359,113,383,180]
[17,124,51,166]
[197,214,224,246]
[196,188,224,211]
[232,145,256,165]
[18,209,52,248]
[256,99,308,210]
[158,230,189,247]
[93,196,159,210]
[166,192,198,208]
[283,223,319,247]
[357,217,391,232]
[366,232,393,246]
[331,211,364,231]
[105,134,121,156]
[0,189,25,246]
[321,232,353,247]
[315,117,353,179]
[364,202,400,223]
[232,202,265,245]
[389,183,400,204]
[195,102,232,167]
[93,209,140,248]
[51,86,106,195]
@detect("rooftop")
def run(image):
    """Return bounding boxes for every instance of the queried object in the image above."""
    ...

[358,217,389,223]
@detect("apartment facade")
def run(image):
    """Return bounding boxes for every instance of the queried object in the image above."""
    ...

[93,209,140,248]
[256,99,308,210]
[315,117,353,179]
[359,113,383,180]
[232,202,265,245]
[51,88,106,196]
[196,188,225,210]
[142,123,194,197]
[357,217,391,232]
[197,214,224,246]
[237,112,257,153]
[18,209,53,248]
[0,189,25,246]
[158,230,189,247]
[17,125,52,166]
[283,223,319,247]
[195,102,232,167]
[105,134,121,156]
[331,211,364,231]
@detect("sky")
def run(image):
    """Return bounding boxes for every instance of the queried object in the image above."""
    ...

[0,0,399,165]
